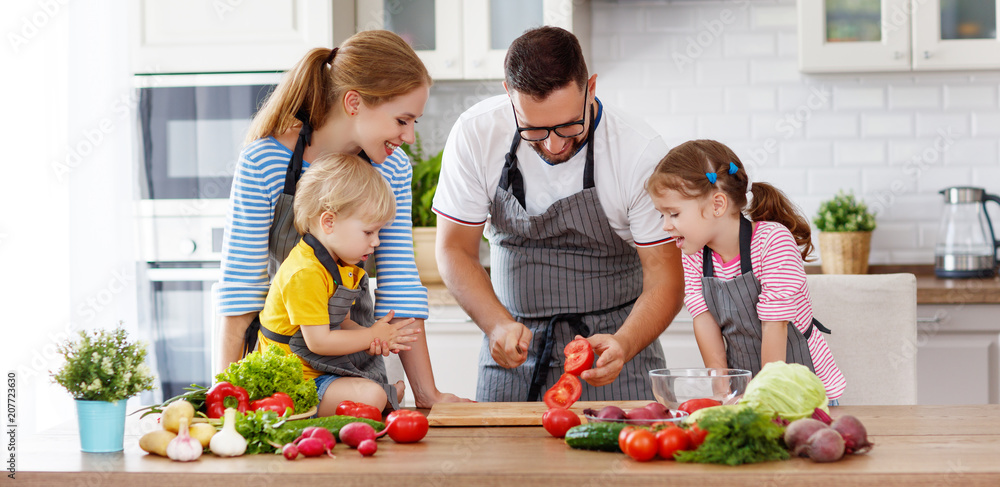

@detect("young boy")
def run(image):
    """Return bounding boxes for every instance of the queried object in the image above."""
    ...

[257,153,420,417]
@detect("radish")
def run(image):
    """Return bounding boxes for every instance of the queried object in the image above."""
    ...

[339,422,377,448]
[301,426,336,450]
[357,439,377,457]
[282,443,299,460]
[830,415,874,454]
[295,437,326,457]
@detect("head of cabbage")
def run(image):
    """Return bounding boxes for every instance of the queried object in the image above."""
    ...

[740,361,829,421]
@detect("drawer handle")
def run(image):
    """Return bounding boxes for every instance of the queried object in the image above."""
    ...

[917,316,942,324]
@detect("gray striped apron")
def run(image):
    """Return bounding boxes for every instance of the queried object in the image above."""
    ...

[478,102,666,402]
[701,216,830,376]
[241,112,397,410]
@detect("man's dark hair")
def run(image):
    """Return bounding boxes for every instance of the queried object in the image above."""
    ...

[504,26,588,100]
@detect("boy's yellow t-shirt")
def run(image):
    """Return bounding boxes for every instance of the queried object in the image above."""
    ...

[258,238,364,379]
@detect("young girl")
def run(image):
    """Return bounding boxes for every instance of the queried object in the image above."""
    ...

[257,153,420,417]
[646,139,845,401]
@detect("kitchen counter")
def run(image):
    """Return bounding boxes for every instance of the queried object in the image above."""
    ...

[427,265,1000,307]
[15,405,1000,486]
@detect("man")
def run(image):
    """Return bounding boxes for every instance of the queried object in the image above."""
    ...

[432,26,685,402]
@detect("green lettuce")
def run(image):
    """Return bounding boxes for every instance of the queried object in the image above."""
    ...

[740,361,828,421]
[215,345,319,413]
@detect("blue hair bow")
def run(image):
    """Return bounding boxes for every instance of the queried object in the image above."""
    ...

[706,172,718,184]
[728,162,738,174]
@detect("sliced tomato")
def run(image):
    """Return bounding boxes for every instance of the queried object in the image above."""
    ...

[677,398,722,415]
[563,338,595,376]
[543,373,583,409]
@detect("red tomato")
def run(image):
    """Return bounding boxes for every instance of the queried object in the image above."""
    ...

[541,407,581,438]
[543,373,582,409]
[563,338,595,376]
[677,398,722,415]
[655,427,691,459]
[385,410,429,443]
[618,426,636,453]
[335,400,382,422]
[686,423,709,449]
[624,429,657,462]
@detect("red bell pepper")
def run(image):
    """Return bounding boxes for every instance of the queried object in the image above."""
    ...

[249,392,295,416]
[205,382,249,419]
[335,400,382,422]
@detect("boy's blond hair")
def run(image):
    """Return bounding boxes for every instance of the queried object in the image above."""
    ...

[293,153,396,235]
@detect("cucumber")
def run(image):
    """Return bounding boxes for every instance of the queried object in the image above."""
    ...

[564,422,628,452]
[272,415,385,445]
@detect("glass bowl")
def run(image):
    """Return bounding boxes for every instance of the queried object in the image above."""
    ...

[649,368,752,410]
[583,409,688,426]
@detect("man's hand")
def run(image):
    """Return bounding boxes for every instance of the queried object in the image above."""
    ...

[579,334,626,387]
[488,321,532,368]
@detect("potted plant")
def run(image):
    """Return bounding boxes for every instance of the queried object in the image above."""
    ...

[813,191,877,274]
[403,136,444,284]
[52,325,155,452]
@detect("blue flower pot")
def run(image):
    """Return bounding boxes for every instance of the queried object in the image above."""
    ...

[75,399,127,453]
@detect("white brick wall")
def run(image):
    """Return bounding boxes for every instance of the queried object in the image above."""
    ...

[594,0,1000,264]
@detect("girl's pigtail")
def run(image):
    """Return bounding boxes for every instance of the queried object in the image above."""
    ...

[746,182,815,261]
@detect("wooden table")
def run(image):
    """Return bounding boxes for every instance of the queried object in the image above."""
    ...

[15,405,1000,486]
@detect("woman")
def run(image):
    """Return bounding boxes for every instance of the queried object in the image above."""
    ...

[216,30,466,409]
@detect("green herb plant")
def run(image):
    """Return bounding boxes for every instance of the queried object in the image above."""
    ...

[52,325,156,402]
[813,190,876,232]
[402,134,443,228]
[215,344,319,413]
[675,407,790,466]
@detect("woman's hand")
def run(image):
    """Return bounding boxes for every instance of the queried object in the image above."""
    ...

[579,334,626,387]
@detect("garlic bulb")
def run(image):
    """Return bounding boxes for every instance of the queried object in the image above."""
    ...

[210,407,247,457]
[166,417,203,462]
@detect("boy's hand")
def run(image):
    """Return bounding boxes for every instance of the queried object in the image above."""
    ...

[370,310,420,353]
[366,338,390,357]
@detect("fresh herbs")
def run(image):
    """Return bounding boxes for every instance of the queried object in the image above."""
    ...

[813,190,876,232]
[215,345,319,413]
[676,407,789,466]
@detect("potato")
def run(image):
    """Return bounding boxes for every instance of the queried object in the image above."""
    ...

[139,430,177,457]
[161,400,195,434]
[189,423,217,448]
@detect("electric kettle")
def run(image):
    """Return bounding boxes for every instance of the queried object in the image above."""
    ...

[934,187,1000,278]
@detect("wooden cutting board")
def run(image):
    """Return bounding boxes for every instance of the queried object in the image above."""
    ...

[427,400,654,426]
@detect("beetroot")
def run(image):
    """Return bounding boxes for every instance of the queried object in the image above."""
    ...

[595,405,627,421]
[812,407,833,425]
[831,415,874,454]
[357,439,377,457]
[625,406,658,422]
[339,422,377,448]
[784,418,830,456]
[801,428,845,463]
[642,402,671,419]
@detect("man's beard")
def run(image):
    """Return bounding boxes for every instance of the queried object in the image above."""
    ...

[528,136,587,165]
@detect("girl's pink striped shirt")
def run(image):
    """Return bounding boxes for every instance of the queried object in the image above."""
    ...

[682,221,846,399]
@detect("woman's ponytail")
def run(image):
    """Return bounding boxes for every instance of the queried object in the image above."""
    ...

[747,182,815,261]
[244,48,334,145]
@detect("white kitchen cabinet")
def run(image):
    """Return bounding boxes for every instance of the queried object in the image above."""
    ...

[355,0,590,80]
[916,304,1000,405]
[131,0,354,74]
[798,0,1000,73]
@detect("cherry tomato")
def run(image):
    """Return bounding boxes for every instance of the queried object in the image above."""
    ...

[677,398,722,415]
[624,429,657,462]
[563,338,595,376]
[618,426,636,453]
[385,410,429,443]
[543,373,582,409]
[686,423,709,449]
[541,407,581,438]
[655,427,691,459]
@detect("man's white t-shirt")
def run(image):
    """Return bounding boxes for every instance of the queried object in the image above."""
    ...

[432,94,673,248]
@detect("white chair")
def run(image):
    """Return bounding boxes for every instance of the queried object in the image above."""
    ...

[806,273,918,406]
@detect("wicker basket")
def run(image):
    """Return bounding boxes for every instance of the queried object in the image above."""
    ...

[818,231,872,275]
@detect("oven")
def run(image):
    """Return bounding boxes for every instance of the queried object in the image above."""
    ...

[134,73,280,402]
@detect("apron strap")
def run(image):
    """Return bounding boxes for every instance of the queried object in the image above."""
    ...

[242,316,261,358]
[703,215,754,277]
[804,317,832,340]
[525,297,636,402]
[282,110,313,196]
[498,132,527,209]
[302,233,344,287]
[582,105,596,190]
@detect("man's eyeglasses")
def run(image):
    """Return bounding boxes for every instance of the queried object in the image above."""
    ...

[512,86,589,142]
